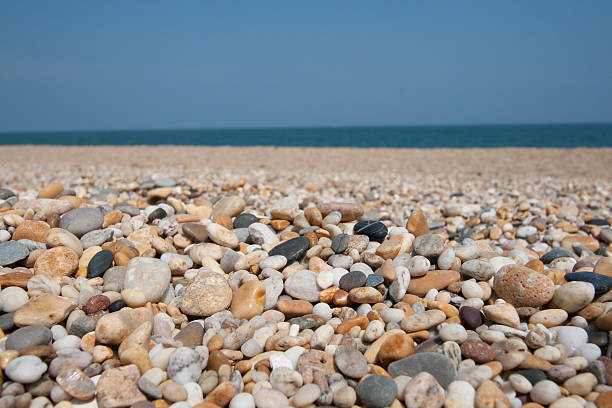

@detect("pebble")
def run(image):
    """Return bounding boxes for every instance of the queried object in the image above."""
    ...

[493,264,555,307]
[404,372,445,407]
[5,355,47,384]
[413,233,444,257]
[0,241,29,266]
[530,380,561,405]
[354,220,388,242]
[55,360,96,400]
[180,271,232,316]
[59,207,104,237]
[87,249,114,278]
[268,236,311,263]
[566,271,612,294]
[0,286,28,312]
[5,325,53,351]
[355,374,397,408]
[284,270,320,302]
[388,352,456,388]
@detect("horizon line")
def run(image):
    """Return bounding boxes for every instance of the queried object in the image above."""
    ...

[1,120,612,134]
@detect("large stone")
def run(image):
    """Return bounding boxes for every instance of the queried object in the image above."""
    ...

[493,265,555,307]
[0,241,29,266]
[5,326,53,351]
[231,280,266,320]
[56,360,96,400]
[95,306,154,345]
[284,270,320,302]
[180,271,232,316]
[407,270,461,296]
[59,207,104,237]
[96,364,147,408]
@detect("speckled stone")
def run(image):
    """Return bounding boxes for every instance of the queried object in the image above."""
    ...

[493,264,555,307]
[0,241,29,266]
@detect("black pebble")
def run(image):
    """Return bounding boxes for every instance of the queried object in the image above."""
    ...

[147,207,167,223]
[108,299,127,313]
[87,249,114,278]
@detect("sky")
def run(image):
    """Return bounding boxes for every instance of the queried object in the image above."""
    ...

[1,1,611,131]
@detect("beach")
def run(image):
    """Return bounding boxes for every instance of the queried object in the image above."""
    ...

[0,145,611,407]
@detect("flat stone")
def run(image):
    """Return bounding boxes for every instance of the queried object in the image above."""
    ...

[233,213,258,229]
[354,221,388,242]
[540,248,575,264]
[14,293,76,327]
[5,326,53,351]
[565,272,612,295]
[355,374,397,408]
[549,281,595,313]
[87,249,114,278]
[174,322,204,347]
[339,270,366,291]
[59,207,104,237]
[182,223,208,242]
[12,220,50,242]
[269,236,310,263]
[387,352,457,389]
[180,271,232,316]
[365,273,384,287]
[317,202,364,222]
[81,228,114,249]
[0,241,29,266]
[5,355,47,384]
[407,270,461,296]
[413,234,444,258]
[331,234,349,254]
[211,196,246,218]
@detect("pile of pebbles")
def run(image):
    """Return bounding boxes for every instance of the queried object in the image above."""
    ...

[0,172,611,408]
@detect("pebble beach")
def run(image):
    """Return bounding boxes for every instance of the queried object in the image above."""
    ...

[0,145,612,408]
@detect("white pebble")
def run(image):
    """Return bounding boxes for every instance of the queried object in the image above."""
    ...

[0,286,29,312]
[316,270,333,289]
[461,281,484,299]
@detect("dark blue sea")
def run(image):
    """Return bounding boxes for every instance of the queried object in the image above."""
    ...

[1,123,611,147]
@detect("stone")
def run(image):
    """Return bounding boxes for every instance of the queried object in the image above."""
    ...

[122,257,171,303]
[55,360,96,400]
[0,241,29,266]
[460,260,495,281]
[233,213,258,229]
[460,338,496,363]
[492,339,528,370]
[528,309,568,327]
[82,294,110,315]
[254,388,289,408]
[174,322,204,348]
[331,234,350,254]
[354,221,388,242]
[378,332,414,366]
[476,380,509,408]
[248,223,279,245]
[563,372,597,396]
[549,281,595,313]
[206,223,239,248]
[493,265,555,307]
[34,246,79,276]
[483,303,520,327]
[6,326,53,351]
[167,347,202,385]
[549,326,588,356]
[355,374,397,408]
[407,270,461,296]
[565,271,612,295]
[334,345,368,379]
[317,202,364,222]
[285,270,320,302]
[14,293,76,327]
[460,306,484,330]
[182,223,208,242]
[59,207,104,237]
[12,220,50,242]
[0,286,28,312]
[5,355,47,384]
[103,266,126,292]
[180,271,232,317]
[95,306,153,345]
[349,286,383,303]
[530,380,561,405]
[540,248,575,264]
[96,364,146,408]
[211,196,246,218]
[413,233,444,258]
[339,270,366,291]
[445,380,476,408]
[404,372,445,408]
[407,210,429,237]
[387,352,457,388]
[46,228,83,255]
[401,310,446,332]
[269,236,311,263]
[231,280,266,320]
[87,249,114,278]
[81,228,114,249]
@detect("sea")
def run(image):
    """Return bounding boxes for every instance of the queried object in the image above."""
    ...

[1,123,611,148]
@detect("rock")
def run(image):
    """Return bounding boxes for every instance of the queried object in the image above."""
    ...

[231,280,266,319]
[387,352,457,388]
[0,286,28,312]
[460,306,484,330]
[0,241,29,266]
[407,210,429,237]
[254,388,289,408]
[565,272,612,295]
[293,383,320,407]
[460,339,496,363]
[12,220,50,242]
[87,249,114,278]
[206,223,239,248]
[476,380,509,408]
[5,355,47,384]
[530,380,561,405]
[248,223,279,245]
[365,273,384,287]
[180,271,232,316]
[103,266,126,292]
[563,372,597,396]
[528,309,568,327]
[46,228,83,255]
[413,234,444,258]
[285,270,319,302]
[211,196,246,218]
[334,345,368,379]
[56,360,96,400]
[167,347,202,385]
[407,270,461,296]
[233,213,258,229]
[460,260,495,281]
[95,306,153,345]
[59,207,104,237]
[354,221,388,242]
[339,271,366,291]
[355,375,397,408]
[401,310,447,332]
[349,286,382,303]
[82,294,111,315]
[317,202,364,222]
[445,380,476,408]
[269,236,311,263]
[549,281,595,313]
[174,322,204,348]
[483,303,520,328]
[6,326,53,351]
[96,364,146,408]
[378,332,414,366]
[122,257,171,303]
[540,248,575,264]
[33,246,79,276]
[14,293,76,327]
[493,265,555,307]
[549,326,588,356]
[492,339,528,370]
[81,229,114,249]
[404,372,445,408]
[331,234,350,254]
[182,223,208,242]
[69,316,96,337]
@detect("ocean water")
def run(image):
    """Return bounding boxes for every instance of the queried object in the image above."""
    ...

[1,123,611,147]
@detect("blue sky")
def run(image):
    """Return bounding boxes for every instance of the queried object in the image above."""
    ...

[1,1,611,131]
